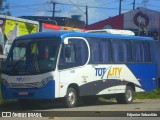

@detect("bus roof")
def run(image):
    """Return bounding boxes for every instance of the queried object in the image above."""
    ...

[16,30,154,41]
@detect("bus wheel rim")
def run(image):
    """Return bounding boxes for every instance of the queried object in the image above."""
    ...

[68,91,75,105]
[126,89,132,101]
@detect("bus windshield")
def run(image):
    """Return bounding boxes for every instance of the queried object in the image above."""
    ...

[3,37,61,75]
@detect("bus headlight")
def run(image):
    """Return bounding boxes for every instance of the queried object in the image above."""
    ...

[2,79,11,88]
[39,76,54,88]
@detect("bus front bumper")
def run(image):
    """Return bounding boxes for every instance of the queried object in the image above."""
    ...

[1,80,55,99]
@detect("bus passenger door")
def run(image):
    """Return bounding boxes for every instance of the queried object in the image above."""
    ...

[58,37,89,97]
[58,41,77,98]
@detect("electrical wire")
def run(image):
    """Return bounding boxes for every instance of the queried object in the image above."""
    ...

[67,0,86,14]
[6,0,160,18]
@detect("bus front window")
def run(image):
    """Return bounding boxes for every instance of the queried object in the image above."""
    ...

[4,38,60,75]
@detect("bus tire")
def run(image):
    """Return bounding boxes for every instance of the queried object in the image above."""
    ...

[64,87,77,108]
[116,86,133,104]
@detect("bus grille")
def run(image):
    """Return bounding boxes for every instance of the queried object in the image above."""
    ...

[10,82,40,88]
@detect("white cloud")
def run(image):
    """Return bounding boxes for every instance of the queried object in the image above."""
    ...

[34,11,49,16]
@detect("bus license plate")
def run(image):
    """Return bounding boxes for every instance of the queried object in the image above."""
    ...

[18,92,28,96]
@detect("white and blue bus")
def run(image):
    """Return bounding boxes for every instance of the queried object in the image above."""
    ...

[1,31,158,107]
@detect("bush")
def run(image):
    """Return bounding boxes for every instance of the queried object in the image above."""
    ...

[135,88,160,99]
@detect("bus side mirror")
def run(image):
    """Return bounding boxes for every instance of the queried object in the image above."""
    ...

[65,46,71,58]
[64,38,68,44]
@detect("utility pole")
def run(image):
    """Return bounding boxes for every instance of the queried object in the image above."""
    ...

[52,2,56,18]
[133,0,136,10]
[86,5,88,29]
[49,0,60,19]
[119,0,122,15]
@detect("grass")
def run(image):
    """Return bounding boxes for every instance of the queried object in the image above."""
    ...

[135,88,160,99]
[99,88,160,102]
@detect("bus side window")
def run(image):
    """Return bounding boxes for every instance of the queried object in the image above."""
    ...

[132,41,151,63]
[59,44,76,69]
[112,40,132,63]
[59,38,88,70]
[143,42,151,62]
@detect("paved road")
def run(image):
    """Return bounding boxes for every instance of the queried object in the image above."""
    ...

[0,99,160,120]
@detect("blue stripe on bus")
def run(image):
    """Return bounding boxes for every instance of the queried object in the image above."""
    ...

[1,80,55,99]
[127,64,158,91]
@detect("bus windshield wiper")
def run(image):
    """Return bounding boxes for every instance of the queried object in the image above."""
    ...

[33,54,40,72]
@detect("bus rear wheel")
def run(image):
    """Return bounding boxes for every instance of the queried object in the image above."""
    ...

[64,87,77,108]
[116,86,133,104]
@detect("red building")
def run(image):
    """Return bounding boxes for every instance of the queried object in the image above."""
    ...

[88,7,160,40]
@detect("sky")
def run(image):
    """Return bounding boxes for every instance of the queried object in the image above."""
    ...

[7,0,160,25]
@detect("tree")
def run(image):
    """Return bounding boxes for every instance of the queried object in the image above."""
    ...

[0,0,11,15]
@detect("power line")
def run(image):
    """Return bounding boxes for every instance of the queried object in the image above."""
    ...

[67,0,85,14]
[49,1,58,18]
[67,0,88,28]
[8,1,160,10]
[98,0,118,6]
[8,1,132,12]
[9,3,46,8]
[60,9,80,16]
[59,2,130,10]
[8,0,160,19]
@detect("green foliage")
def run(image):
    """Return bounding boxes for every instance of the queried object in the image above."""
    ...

[135,88,160,99]
[98,88,160,103]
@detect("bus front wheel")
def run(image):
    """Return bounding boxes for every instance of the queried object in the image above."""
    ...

[64,87,77,108]
[116,86,134,104]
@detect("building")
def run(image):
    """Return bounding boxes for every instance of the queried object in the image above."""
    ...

[88,7,160,40]
[20,16,86,31]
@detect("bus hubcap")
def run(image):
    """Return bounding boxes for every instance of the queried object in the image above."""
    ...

[126,89,132,101]
[68,92,75,105]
